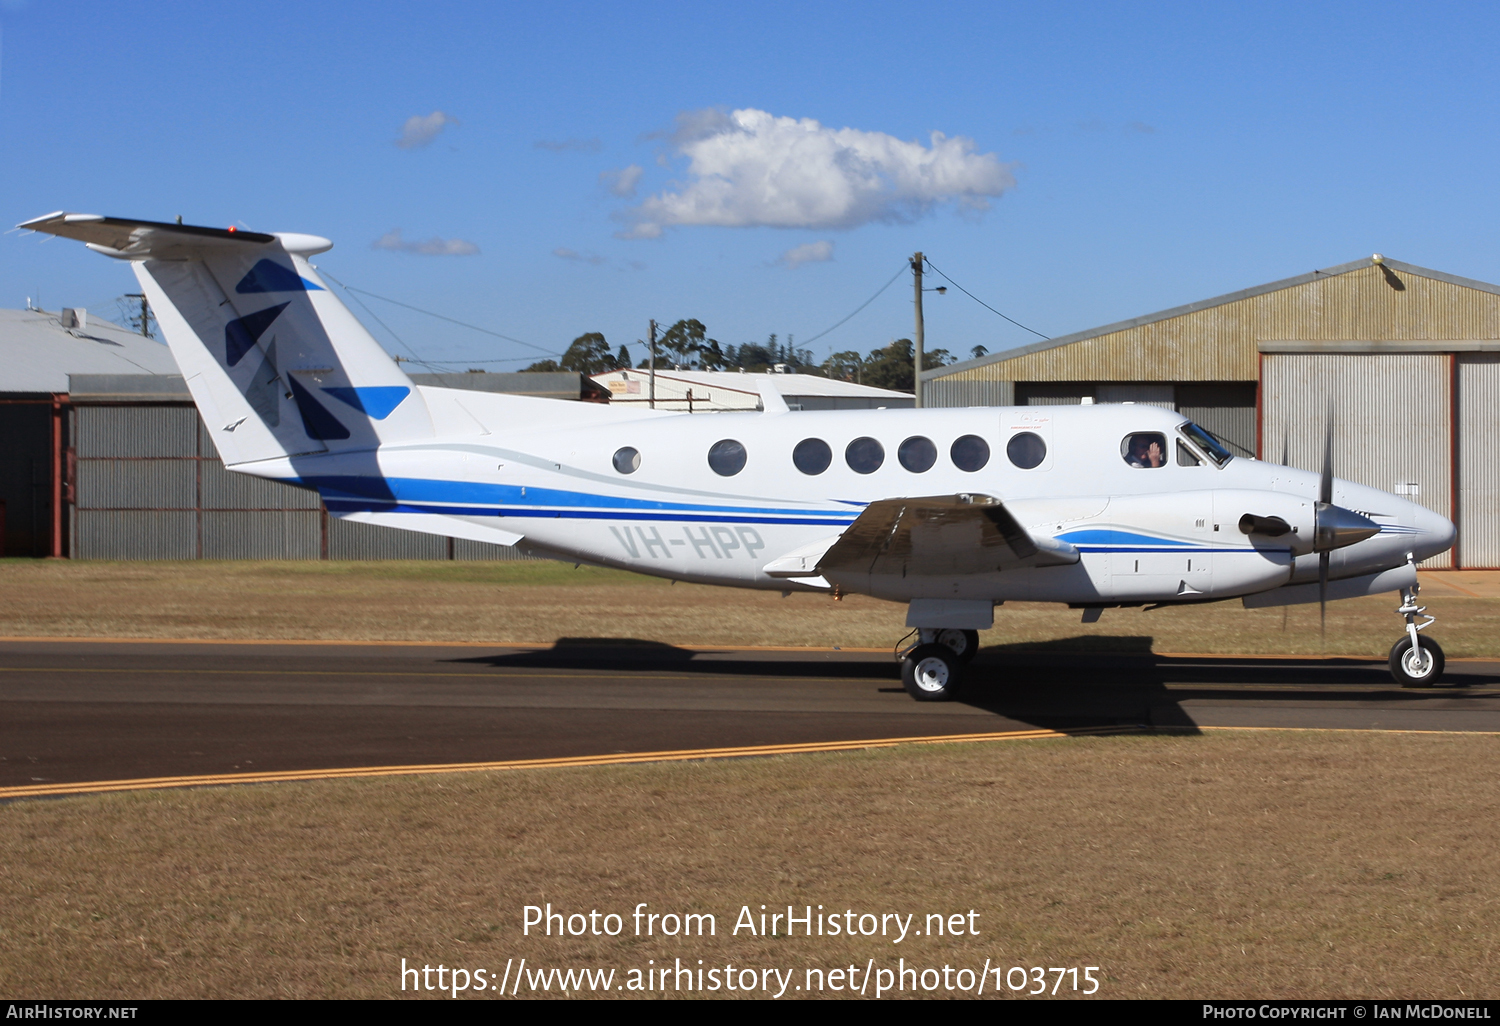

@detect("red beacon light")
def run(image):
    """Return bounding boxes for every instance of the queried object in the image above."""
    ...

[227,226,237,233]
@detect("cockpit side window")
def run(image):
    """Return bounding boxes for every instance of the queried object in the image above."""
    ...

[1179,421,1233,467]
[1121,432,1167,468]
[1176,440,1202,466]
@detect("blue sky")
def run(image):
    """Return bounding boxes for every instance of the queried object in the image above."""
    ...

[3,1,1498,370]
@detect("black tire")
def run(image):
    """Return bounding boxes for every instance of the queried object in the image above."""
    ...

[934,628,981,665]
[902,643,962,701]
[1390,635,1444,688]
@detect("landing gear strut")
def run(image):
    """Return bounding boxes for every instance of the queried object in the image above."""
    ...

[1389,581,1444,688]
[899,628,980,701]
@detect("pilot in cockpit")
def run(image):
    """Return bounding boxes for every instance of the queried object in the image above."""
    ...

[1124,432,1166,468]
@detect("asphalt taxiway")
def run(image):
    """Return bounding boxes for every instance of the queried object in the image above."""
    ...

[2,637,1497,794]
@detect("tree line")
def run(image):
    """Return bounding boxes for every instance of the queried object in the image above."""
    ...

[524,319,984,392]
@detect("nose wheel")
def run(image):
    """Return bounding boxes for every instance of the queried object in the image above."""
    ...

[1390,581,1443,687]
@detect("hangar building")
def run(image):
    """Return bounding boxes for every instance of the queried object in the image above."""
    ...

[0,307,588,559]
[924,256,1500,569]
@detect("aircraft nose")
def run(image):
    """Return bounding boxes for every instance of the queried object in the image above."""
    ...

[1410,503,1457,561]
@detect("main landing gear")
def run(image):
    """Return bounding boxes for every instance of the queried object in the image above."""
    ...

[900,628,980,701]
[1389,582,1444,688]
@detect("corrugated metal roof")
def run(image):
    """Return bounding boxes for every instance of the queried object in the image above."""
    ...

[923,257,1500,384]
[0,308,180,393]
[593,368,911,399]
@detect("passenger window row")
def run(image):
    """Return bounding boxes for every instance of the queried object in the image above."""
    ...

[612,431,1051,478]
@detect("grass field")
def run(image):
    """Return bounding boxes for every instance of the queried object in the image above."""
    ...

[0,559,1497,657]
[2,730,1497,999]
[4,560,1497,1000]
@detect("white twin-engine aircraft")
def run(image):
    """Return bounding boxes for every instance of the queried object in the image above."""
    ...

[21,213,1458,699]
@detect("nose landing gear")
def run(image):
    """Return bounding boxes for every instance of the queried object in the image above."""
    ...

[899,628,981,700]
[1389,582,1443,687]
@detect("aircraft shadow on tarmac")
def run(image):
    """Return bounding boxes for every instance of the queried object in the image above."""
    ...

[449,636,1497,736]
[450,637,894,680]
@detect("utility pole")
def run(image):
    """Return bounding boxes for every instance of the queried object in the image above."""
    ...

[911,251,925,408]
[124,293,151,337]
[648,319,658,410]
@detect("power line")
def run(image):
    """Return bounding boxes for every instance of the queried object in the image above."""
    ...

[317,269,562,359]
[798,263,909,347]
[320,271,441,370]
[921,257,1049,341]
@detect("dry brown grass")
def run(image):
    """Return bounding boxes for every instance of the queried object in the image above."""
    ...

[0,559,1497,656]
[2,730,1497,999]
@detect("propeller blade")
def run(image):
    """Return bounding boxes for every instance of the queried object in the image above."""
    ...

[1319,551,1329,638]
[1319,411,1334,506]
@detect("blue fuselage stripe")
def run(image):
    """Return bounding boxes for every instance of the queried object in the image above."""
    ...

[324,499,856,527]
[304,475,850,518]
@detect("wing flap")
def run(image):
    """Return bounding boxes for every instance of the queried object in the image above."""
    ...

[817,494,1078,578]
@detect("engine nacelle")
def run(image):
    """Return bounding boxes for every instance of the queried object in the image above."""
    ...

[1213,489,1316,557]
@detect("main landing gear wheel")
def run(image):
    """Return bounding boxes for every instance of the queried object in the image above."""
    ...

[934,628,981,665]
[902,643,962,701]
[1390,635,1444,688]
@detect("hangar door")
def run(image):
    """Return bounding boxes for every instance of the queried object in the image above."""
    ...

[1261,353,1452,569]
[1459,354,1500,568]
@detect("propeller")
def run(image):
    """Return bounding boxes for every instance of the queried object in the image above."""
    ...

[1248,412,1378,636]
[1318,414,1333,636]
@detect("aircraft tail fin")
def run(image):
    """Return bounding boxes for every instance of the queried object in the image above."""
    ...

[18,212,433,466]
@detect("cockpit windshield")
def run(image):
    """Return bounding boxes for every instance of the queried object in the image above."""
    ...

[1179,421,1233,467]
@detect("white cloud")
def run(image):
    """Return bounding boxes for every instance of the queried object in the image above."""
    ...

[554,247,606,265]
[396,111,459,150]
[601,164,644,198]
[620,108,1014,237]
[777,240,834,269]
[372,229,480,256]
[535,137,602,152]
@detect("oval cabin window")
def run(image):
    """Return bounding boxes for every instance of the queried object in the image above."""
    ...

[793,438,832,475]
[707,439,748,476]
[950,434,991,473]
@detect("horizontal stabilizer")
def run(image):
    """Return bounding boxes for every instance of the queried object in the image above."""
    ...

[335,511,523,548]
[16,212,286,259]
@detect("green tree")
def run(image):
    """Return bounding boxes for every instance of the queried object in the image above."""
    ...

[861,339,914,391]
[822,350,865,382]
[697,339,733,370]
[859,339,951,392]
[559,332,614,375]
[615,344,631,369]
[658,319,713,367]
[522,359,562,372]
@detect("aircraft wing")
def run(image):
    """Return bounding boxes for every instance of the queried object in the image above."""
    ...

[815,493,1078,578]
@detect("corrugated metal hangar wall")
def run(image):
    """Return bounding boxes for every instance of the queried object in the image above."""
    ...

[925,257,1500,568]
[66,377,544,561]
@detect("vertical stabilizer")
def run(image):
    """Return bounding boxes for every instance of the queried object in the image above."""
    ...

[17,213,433,466]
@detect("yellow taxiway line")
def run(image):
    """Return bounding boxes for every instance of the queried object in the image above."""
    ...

[0,725,1135,801]
[5,724,1497,802]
